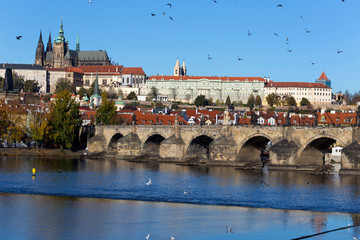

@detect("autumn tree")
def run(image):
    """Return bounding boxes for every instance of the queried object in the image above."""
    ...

[255,95,262,106]
[47,90,82,149]
[55,78,72,94]
[27,109,49,148]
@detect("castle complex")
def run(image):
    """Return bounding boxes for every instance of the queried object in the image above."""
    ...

[35,19,111,68]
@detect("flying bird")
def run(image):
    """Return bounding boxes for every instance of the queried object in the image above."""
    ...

[285,37,289,44]
[353,236,358,240]
[171,237,175,240]
[151,13,156,16]
[274,33,279,36]
[247,30,252,36]
[145,234,150,240]
[310,60,316,65]
[287,48,293,52]
[305,28,311,33]
[166,3,172,8]
[169,16,173,20]
[208,54,212,60]
[337,49,342,54]
[16,36,22,40]
[237,56,243,61]
[299,16,304,20]
[88,0,92,3]
[225,226,234,233]
[146,178,152,185]
[213,0,218,3]
[277,4,283,8]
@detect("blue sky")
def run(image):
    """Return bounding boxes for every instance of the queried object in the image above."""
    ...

[1,0,359,93]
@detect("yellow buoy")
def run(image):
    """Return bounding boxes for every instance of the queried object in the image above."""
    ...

[32,168,36,176]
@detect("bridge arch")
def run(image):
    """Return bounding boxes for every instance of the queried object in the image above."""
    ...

[296,134,345,166]
[142,133,166,157]
[186,135,214,159]
[236,133,274,162]
[108,133,124,151]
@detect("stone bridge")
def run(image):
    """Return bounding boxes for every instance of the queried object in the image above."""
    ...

[88,125,360,172]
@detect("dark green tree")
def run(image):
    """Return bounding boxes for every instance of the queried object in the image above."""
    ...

[47,90,82,149]
[12,73,24,90]
[78,87,87,97]
[266,93,278,107]
[286,96,297,106]
[24,80,39,92]
[255,95,262,106]
[225,95,231,106]
[300,97,310,106]
[194,95,208,107]
[126,91,137,100]
[95,93,117,124]
[55,78,72,94]
[247,94,255,110]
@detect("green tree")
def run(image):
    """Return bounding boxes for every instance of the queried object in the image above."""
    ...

[255,95,262,106]
[155,102,165,108]
[171,103,179,109]
[96,93,117,124]
[24,80,39,92]
[0,77,3,89]
[286,96,297,106]
[55,78,72,94]
[266,93,278,107]
[126,91,137,100]
[300,97,310,106]
[194,95,208,107]
[225,95,231,106]
[47,90,82,149]
[87,82,95,96]
[247,94,255,110]
[78,87,87,97]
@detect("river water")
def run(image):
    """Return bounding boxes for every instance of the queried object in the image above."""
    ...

[1,156,360,239]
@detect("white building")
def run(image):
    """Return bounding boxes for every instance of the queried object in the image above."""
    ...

[0,63,49,93]
[140,75,266,103]
[264,82,332,106]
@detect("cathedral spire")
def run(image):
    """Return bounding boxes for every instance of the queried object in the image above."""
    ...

[46,31,52,52]
[93,72,100,97]
[76,33,80,52]
[182,59,187,76]
[38,29,43,43]
[174,58,181,76]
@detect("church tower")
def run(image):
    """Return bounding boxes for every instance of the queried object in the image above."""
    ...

[182,59,187,76]
[52,18,68,68]
[35,30,45,66]
[174,58,181,76]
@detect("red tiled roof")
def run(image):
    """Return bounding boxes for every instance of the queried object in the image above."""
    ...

[66,67,84,74]
[79,65,123,73]
[318,72,329,80]
[148,76,265,82]
[318,112,356,125]
[121,67,145,75]
[265,82,331,89]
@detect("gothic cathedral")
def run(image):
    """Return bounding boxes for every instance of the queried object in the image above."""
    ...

[35,19,111,68]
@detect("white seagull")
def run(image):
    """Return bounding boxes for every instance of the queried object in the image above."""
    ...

[145,234,150,240]
[146,178,152,186]
[171,237,175,240]
[225,226,234,233]
[181,188,191,194]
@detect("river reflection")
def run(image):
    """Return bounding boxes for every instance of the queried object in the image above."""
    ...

[0,193,359,240]
[2,156,360,239]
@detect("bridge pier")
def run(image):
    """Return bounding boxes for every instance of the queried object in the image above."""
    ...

[340,141,360,174]
[159,135,185,160]
[269,140,299,167]
[209,136,237,161]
